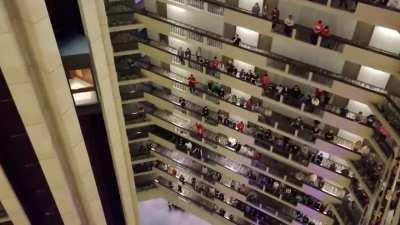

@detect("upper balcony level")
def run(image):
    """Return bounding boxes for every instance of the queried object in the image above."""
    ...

[153,0,400,79]
[104,1,400,109]
[291,0,400,30]
[108,5,400,106]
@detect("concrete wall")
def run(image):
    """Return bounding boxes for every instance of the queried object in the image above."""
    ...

[271,38,345,73]
[166,4,224,35]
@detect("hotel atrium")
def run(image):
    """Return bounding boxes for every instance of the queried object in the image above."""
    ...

[0,0,399,225]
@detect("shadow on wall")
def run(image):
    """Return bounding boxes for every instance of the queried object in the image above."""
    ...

[139,198,210,225]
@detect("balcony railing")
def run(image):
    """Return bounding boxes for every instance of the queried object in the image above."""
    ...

[187,0,205,10]
[207,2,224,16]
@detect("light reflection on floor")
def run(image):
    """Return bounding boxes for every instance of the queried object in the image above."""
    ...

[139,198,210,225]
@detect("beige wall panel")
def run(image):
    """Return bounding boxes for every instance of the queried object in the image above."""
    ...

[315,139,361,161]
[149,133,177,151]
[295,203,334,225]
[285,0,353,16]
[142,69,174,89]
[222,43,266,68]
[139,43,173,64]
[331,80,385,104]
[144,93,177,112]
[149,114,180,132]
[355,3,400,30]
[214,145,252,166]
[219,100,258,122]
[215,183,247,202]
[220,73,263,97]
[224,9,271,35]
[343,45,400,77]
[322,111,373,137]
[302,184,341,205]
[135,14,170,34]
[217,124,255,146]
[307,163,350,187]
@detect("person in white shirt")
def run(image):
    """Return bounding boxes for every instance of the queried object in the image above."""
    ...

[284,15,295,37]
[185,141,193,150]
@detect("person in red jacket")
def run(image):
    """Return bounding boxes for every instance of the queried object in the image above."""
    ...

[187,74,196,93]
[210,56,220,71]
[321,26,330,37]
[196,122,204,138]
[315,88,326,100]
[260,73,271,88]
[311,20,323,44]
[236,121,245,133]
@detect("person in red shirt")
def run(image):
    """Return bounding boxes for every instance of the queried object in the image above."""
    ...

[187,74,196,93]
[236,121,245,133]
[211,56,220,69]
[311,20,323,44]
[315,88,325,100]
[321,26,330,37]
[245,99,254,110]
[260,73,271,88]
[196,122,204,138]
[271,7,280,29]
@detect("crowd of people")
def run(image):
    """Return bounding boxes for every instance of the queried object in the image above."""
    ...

[148,126,356,225]
[147,76,383,208]
[177,47,376,133]
[248,2,331,43]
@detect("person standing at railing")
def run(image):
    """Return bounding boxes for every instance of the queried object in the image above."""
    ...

[260,73,271,88]
[196,122,204,138]
[232,33,241,46]
[236,121,245,133]
[284,15,295,37]
[187,74,196,93]
[195,47,202,62]
[252,2,261,16]
[311,20,324,45]
[271,7,280,29]
[201,106,209,118]
[178,46,185,65]
[184,47,192,61]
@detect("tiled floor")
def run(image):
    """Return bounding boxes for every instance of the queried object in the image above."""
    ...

[139,198,210,225]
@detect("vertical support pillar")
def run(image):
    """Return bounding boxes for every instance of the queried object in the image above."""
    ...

[76,0,140,224]
[0,166,30,225]
[1,1,107,224]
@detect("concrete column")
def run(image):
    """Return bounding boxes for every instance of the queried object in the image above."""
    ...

[0,1,106,224]
[0,165,30,225]
[76,0,140,224]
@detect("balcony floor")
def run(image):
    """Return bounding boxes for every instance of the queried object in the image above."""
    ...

[139,198,210,225]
